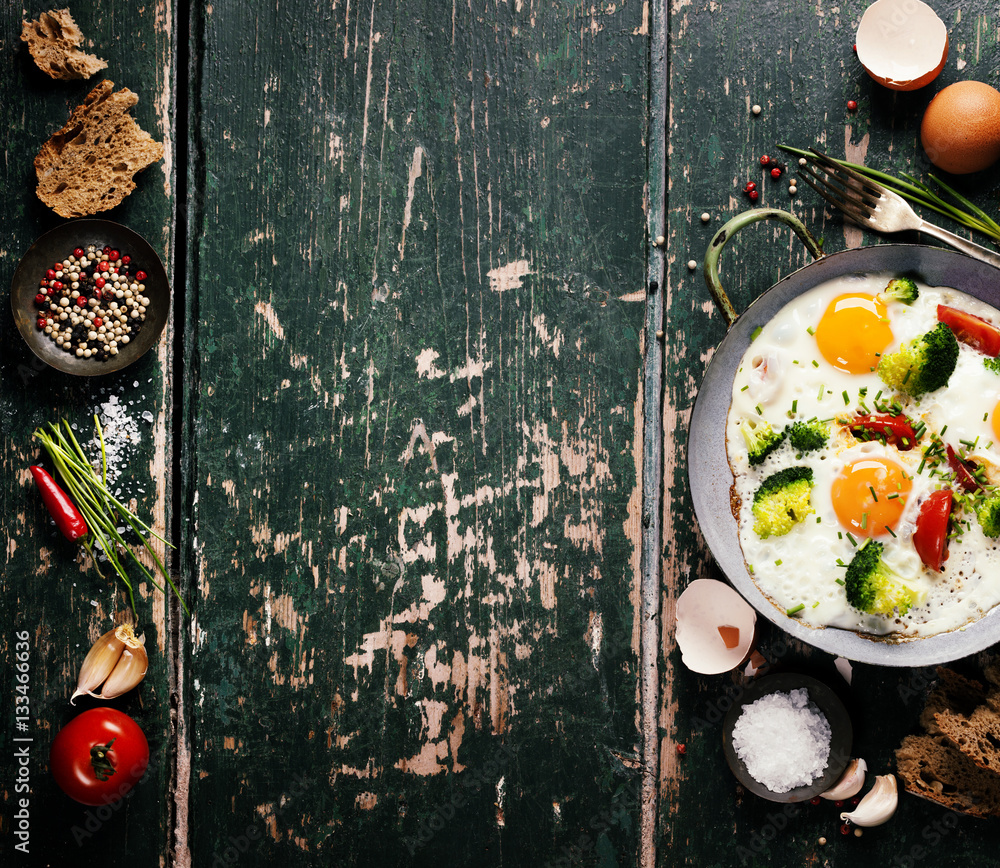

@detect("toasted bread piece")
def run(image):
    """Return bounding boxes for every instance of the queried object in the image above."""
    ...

[21,9,107,80]
[896,733,1000,818]
[920,667,988,734]
[935,703,1000,776]
[34,80,164,218]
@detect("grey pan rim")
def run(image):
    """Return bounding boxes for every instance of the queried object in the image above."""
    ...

[688,243,1000,667]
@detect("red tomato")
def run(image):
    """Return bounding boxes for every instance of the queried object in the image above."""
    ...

[848,413,919,449]
[937,304,1000,356]
[913,489,954,572]
[50,708,149,806]
[946,444,984,493]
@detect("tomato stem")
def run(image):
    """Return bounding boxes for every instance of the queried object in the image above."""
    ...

[90,737,117,781]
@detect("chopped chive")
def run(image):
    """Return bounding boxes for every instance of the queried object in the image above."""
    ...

[807,326,816,336]
[861,513,869,529]
[741,384,749,391]
[837,531,843,540]
[869,485,878,502]
[843,390,850,405]
[886,525,897,538]
[847,532,857,546]
[786,603,805,615]
[818,384,825,401]
[941,425,948,436]
[812,601,820,608]
[751,326,763,340]
[812,359,820,368]
[775,559,783,566]
[835,578,846,586]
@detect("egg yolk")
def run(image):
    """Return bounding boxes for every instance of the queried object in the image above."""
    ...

[992,400,1000,444]
[814,293,893,374]
[831,457,912,537]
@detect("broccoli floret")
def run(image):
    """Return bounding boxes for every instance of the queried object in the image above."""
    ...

[976,495,1000,537]
[788,419,829,453]
[877,322,959,397]
[740,418,785,466]
[844,539,922,616]
[877,277,919,306]
[985,357,1000,375]
[751,466,815,538]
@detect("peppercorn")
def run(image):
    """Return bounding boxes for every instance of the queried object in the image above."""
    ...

[847,99,858,111]
[748,189,759,202]
[760,155,771,166]
[771,167,783,179]
[676,743,686,755]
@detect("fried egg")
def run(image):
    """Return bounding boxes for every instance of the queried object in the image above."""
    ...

[726,272,1000,639]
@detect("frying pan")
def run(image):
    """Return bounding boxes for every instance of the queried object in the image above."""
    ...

[10,219,169,376]
[688,208,1000,666]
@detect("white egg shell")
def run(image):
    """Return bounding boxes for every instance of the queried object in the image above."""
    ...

[676,579,757,674]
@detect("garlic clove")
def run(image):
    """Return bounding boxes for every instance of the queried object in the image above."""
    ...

[840,774,898,827]
[94,627,148,699]
[71,627,126,705]
[820,757,867,800]
[71,623,148,704]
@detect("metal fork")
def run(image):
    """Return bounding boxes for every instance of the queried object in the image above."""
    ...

[797,148,1000,270]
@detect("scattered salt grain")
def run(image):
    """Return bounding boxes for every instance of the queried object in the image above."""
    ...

[91,394,142,483]
[731,688,832,793]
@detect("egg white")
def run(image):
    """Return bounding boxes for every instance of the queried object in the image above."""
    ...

[726,272,1000,639]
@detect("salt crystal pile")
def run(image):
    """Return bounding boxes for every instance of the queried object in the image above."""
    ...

[732,688,832,793]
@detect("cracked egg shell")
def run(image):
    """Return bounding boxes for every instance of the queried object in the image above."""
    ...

[856,0,948,91]
[676,579,757,675]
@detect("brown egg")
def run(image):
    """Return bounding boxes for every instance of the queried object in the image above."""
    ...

[921,81,1000,174]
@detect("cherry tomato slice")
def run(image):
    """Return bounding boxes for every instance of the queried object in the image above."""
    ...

[946,444,984,493]
[937,304,1000,356]
[50,708,149,806]
[848,413,919,449]
[913,489,953,572]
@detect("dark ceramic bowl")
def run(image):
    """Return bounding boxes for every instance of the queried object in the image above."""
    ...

[10,219,169,375]
[722,672,853,803]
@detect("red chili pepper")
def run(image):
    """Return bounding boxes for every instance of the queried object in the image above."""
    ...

[29,466,88,541]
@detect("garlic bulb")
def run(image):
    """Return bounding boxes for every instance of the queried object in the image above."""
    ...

[820,757,867,800]
[71,624,148,704]
[840,774,898,827]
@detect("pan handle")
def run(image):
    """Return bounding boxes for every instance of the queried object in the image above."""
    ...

[703,208,824,328]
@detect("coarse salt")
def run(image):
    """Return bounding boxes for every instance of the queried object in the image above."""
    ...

[731,688,832,793]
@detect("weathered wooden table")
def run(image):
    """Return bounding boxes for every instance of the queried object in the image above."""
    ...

[2,0,999,865]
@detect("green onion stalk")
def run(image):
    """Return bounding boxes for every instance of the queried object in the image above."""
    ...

[779,145,1000,246]
[33,417,189,616]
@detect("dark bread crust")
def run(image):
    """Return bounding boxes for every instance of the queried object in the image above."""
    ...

[34,80,164,218]
[920,667,988,734]
[896,733,1000,818]
[21,9,106,80]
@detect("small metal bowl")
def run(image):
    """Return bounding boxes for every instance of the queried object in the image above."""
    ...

[722,672,853,803]
[10,219,169,376]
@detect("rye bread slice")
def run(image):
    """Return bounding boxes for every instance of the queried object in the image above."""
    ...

[34,80,164,218]
[920,667,988,734]
[935,703,1000,776]
[896,733,1000,818]
[21,9,106,80]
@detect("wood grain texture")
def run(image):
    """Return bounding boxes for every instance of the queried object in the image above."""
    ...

[0,2,175,865]
[184,0,649,865]
[664,2,1000,866]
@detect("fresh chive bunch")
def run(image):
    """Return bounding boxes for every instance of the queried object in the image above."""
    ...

[779,145,1000,246]
[33,417,188,615]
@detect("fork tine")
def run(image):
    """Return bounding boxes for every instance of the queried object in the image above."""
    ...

[798,165,876,225]
[799,163,879,212]
[803,154,882,208]
[808,148,884,198]
[797,172,874,228]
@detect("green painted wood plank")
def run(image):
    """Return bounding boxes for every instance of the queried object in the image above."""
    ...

[0,3,176,866]
[664,2,1000,866]
[184,0,649,864]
